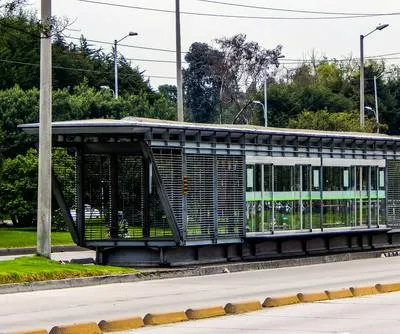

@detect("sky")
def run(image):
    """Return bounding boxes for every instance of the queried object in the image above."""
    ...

[32,0,400,89]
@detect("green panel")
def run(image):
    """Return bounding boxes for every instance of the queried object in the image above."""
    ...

[246,191,386,202]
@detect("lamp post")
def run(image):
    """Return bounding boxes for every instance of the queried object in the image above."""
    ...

[359,23,388,127]
[261,55,285,127]
[100,85,115,96]
[252,100,265,126]
[114,32,138,99]
[373,72,386,132]
[365,106,379,132]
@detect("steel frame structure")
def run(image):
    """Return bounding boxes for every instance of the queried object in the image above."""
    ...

[19,117,400,266]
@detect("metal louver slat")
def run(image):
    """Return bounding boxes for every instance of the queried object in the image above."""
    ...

[217,156,244,238]
[153,149,183,233]
[387,161,400,227]
[186,155,214,240]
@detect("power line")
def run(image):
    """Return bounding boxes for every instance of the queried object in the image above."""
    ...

[194,0,380,16]
[0,58,175,79]
[68,36,182,54]
[77,0,400,20]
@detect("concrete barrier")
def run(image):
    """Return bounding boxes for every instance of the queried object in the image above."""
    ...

[143,311,188,326]
[49,322,102,334]
[297,292,329,302]
[224,300,262,314]
[350,286,378,297]
[375,283,400,293]
[11,329,48,334]
[98,316,144,332]
[263,295,299,307]
[325,289,353,300]
[185,306,226,319]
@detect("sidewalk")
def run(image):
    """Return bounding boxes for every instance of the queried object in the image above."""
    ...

[0,245,88,256]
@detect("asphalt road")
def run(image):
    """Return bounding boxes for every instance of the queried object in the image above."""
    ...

[2,255,400,333]
[126,291,400,334]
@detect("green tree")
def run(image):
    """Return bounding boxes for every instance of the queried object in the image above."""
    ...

[288,110,379,132]
[0,148,38,225]
[183,42,223,123]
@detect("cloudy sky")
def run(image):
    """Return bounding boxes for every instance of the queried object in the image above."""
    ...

[33,0,400,89]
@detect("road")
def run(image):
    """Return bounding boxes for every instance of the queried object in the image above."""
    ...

[127,291,400,334]
[2,255,400,333]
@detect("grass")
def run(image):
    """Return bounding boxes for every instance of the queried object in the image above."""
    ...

[0,256,136,285]
[0,227,74,248]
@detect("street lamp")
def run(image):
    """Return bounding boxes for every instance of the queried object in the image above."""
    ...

[114,31,138,99]
[261,55,285,127]
[252,100,265,126]
[100,85,115,96]
[365,106,379,132]
[359,23,388,127]
[373,72,387,133]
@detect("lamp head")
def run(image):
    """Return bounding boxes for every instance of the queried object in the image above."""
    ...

[128,32,138,36]
[376,23,389,31]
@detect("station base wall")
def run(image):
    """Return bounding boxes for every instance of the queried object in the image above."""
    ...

[95,229,400,267]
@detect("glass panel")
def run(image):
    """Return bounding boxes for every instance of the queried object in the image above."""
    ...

[255,164,262,192]
[246,165,254,192]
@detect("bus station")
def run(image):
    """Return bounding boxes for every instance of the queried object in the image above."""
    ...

[20,117,400,266]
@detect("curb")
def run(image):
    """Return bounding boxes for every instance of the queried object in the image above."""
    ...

[325,288,353,300]
[12,281,400,334]
[263,295,299,307]
[224,300,262,314]
[0,245,87,256]
[143,311,188,326]
[11,329,48,334]
[186,306,226,319]
[0,249,394,295]
[376,282,400,293]
[48,322,101,334]
[297,291,329,302]
[98,316,144,332]
[350,285,378,296]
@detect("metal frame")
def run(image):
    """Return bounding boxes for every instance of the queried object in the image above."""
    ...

[18,117,400,265]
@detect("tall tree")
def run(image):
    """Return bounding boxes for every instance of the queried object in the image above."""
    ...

[183,42,223,123]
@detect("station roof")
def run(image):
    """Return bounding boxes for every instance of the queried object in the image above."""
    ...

[19,117,400,143]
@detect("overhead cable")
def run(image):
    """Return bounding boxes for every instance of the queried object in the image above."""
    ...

[77,0,400,20]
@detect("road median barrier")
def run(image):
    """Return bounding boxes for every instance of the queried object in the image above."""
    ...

[263,295,300,307]
[98,316,144,332]
[143,311,188,326]
[12,329,48,334]
[297,292,329,302]
[224,300,262,314]
[375,283,400,293]
[185,306,226,319]
[325,288,353,300]
[350,285,378,297]
[48,322,102,334]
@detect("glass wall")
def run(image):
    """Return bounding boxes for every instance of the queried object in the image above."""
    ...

[246,159,386,233]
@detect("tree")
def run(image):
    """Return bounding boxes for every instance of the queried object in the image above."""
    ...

[215,34,283,123]
[0,148,38,225]
[183,42,223,123]
[288,110,380,132]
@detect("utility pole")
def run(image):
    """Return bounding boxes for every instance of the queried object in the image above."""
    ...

[175,0,184,122]
[37,0,52,258]
[359,34,365,127]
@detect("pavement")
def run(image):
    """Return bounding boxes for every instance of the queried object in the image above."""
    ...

[0,246,399,295]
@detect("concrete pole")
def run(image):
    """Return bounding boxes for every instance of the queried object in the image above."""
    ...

[114,39,118,99]
[359,34,364,128]
[37,0,52,258]
[175,0,184,122]
[373,75,379,132]
[263,74,268,127]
